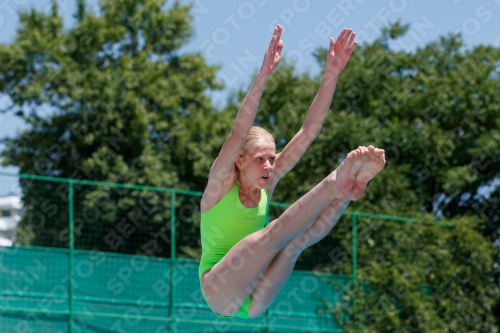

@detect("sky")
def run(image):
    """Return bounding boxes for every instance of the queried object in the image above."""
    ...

[0,0,499,179]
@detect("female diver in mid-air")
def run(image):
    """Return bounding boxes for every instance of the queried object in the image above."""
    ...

[199,24,386,318]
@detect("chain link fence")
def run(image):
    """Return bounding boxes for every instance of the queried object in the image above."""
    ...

[0,172,452,333]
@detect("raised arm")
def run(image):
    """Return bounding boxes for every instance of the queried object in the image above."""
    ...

[271,28,357,190]
[232,25,283,141]
[201,25,284,212]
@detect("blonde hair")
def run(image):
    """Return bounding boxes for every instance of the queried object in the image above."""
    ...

[234,126,275,185]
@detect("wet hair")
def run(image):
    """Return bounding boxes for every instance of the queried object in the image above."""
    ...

[234,126,275,186]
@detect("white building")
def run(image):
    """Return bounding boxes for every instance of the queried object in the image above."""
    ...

[0,196,22,246]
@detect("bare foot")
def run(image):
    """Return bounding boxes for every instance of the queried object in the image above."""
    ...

[351,147,386,201]
[332,146,373,200]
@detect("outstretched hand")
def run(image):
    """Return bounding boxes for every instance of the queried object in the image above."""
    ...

[326,28,357,75]
[260,24,284,76]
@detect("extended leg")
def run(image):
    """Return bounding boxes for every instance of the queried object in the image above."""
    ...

[247,198,350,317]
[247,148,386,316]
[201,148,368,316]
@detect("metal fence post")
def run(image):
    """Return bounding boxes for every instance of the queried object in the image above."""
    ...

[170,192,176,333]
[68,181,74,333]
[351,213,358,325]
[352,214,357,283]
[266,308,271,333]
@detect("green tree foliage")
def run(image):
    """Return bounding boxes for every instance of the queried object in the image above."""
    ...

[0,0,226,254]
[328,216,499,333]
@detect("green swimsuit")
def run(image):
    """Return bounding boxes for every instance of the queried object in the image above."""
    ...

[199,183,269,318]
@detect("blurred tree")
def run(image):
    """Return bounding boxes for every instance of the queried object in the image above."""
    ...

[328,216,499,333]
[0,0,227,254]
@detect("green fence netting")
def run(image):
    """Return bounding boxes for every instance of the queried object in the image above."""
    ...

[0,246,349,333]
[0,172,452,332]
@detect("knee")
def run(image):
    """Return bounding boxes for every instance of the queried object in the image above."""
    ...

[282,240,304,261]
[261,219,290,249]
[290,233,310,252]
[253,225,281,249]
